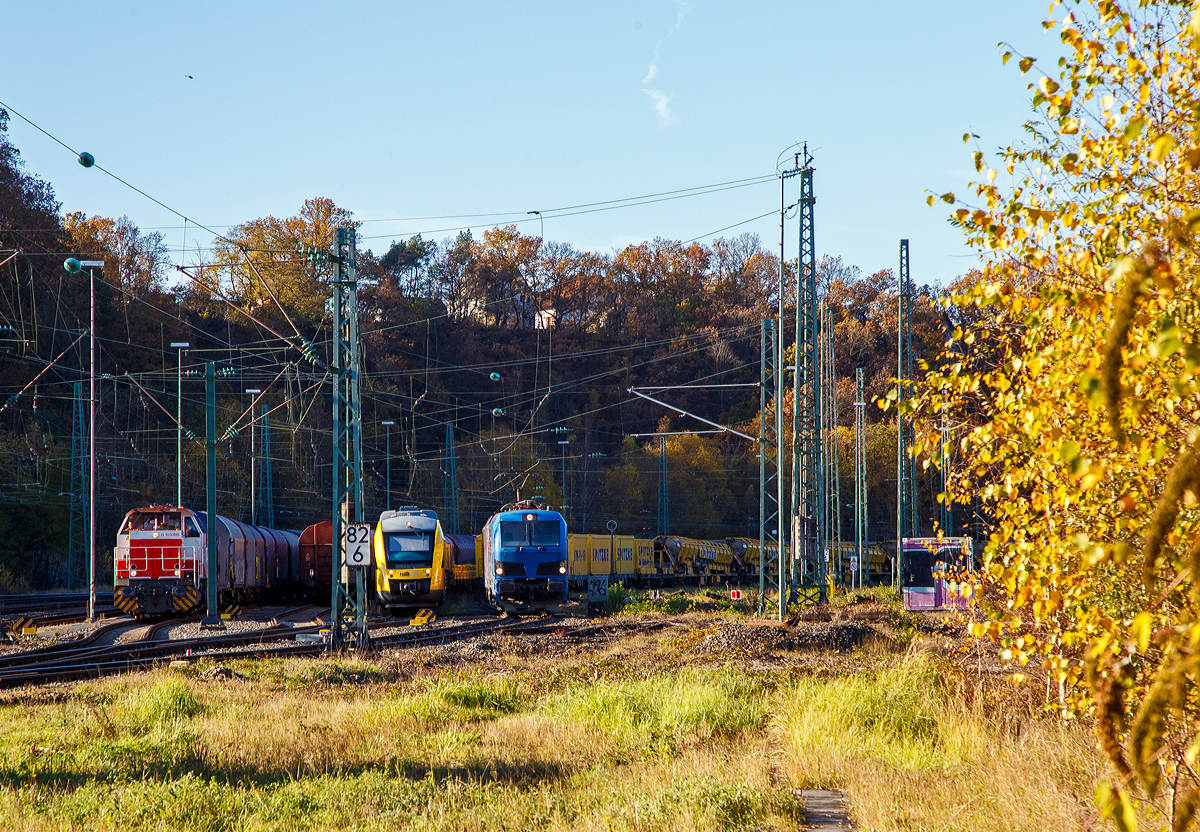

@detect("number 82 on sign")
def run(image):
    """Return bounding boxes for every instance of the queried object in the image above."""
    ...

[344,524,372,567]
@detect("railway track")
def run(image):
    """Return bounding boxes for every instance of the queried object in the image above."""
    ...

[0,592,104,616]
[267,603,327,624]
[0,612,557,688]
[18,606,122,628]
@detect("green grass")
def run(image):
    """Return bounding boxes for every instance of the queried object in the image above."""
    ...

[0,637,1132,831]
[605,581,632,613]
[542,666,768,743]
[827,584,899,608]
[779,651,981,772]
[0,662,798,832]
[617,589,698,615]
[775,652,1139,831]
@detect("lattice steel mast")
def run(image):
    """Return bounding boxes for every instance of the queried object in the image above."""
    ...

[896,239,917,586]
[67,381,87,589]
[259,404,273,528]
[759,319,779,615]
[776,151,804,619]
[328,228,367,650]
[854,368,867,588]
[792,147,823,606]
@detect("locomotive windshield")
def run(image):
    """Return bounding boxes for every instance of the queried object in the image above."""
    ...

[122,513,182,532]
[499,520,560,548]
[384,532,433,567]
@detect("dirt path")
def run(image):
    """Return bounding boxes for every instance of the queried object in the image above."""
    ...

[799,789,855,829]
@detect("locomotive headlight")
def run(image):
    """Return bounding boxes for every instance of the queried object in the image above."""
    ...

[130,569,138,577]
[559,560,567,574]
[173,569,181,577]
[495,564,503,576]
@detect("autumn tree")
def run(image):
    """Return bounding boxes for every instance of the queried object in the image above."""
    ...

[210,196,357,324]
[910,2,1200,828]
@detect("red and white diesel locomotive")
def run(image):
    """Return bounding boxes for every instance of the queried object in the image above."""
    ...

[112,505,302,617]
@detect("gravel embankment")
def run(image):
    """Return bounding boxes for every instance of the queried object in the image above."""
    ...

[697,621,880,655]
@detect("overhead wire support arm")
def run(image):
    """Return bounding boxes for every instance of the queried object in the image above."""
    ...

[173,264,324,367]
[237,246,306,339]
[124,372,197,440]
[220,364,289,439]
[0,333,85,415]
[626,388,756,442]
[633,384,759,390]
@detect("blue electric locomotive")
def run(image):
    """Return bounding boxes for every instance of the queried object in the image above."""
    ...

[482,501,568,613]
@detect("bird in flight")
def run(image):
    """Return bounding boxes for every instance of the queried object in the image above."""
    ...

[184,74,194,79]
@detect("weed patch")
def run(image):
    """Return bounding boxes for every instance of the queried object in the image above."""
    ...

[775,651,1123,831]
[543,667,767,742]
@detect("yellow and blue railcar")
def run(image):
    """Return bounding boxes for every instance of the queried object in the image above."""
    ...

[373,507,446,615]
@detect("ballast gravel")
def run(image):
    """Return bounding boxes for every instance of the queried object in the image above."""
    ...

[163,617,278,641]
[697,621,879,655]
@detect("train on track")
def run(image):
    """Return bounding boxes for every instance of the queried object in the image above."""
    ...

[454,526,890,593]
[481,501,569,613]
[110,501,894,618]
[112,506,301,617]
[373,507,447,614]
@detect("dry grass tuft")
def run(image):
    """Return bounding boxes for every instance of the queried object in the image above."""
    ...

[775,648,1133,831]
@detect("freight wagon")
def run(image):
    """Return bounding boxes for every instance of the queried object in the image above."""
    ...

[112,505,301,617]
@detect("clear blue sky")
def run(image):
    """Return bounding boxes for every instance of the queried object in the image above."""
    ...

[5,1,1051,287]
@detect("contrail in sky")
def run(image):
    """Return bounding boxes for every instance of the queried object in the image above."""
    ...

[640,0,692,126]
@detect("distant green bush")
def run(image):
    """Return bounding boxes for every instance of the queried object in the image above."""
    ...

[620,590,695,615]
[605,581,632,614]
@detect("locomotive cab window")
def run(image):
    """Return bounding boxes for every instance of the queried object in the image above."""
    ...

[384,533,433,567]
[499,520,560,549]
[903,547,935,588]
[184,517,201,538]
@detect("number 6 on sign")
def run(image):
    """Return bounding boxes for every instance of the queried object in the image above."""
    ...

[344,524,372,567]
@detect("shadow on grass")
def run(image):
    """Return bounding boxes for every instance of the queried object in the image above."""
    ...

[1,754,578,791]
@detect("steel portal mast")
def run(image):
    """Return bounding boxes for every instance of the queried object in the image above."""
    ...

[792,151,823,605]
[658,434,669,537]
[824,304,841,586]
[328,228,367,650]
[939,408,952,536]
[260,404,273,528]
